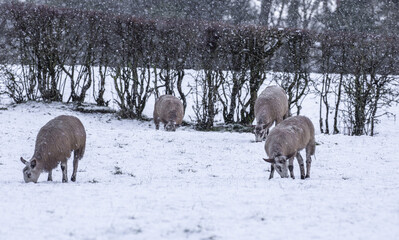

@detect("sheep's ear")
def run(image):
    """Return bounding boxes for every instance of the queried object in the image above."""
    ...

[263,158,275,164]
[30,159,37,169]
[20,157,28,165]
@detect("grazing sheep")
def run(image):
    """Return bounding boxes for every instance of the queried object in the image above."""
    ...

[254,85,289,142]
[20,115,86,183]
[263,115,315,180]
[153,95,184,131]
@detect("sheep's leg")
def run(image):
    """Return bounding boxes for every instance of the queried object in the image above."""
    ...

[283,111,290,120]
[305,153,312,178]
[61,162,68,183]
[155,118,160,130]
[269,164,275,180]
[305,141,315,178]
[288,156,295,179]
[71,155,79,182]
[263,122,273,140]
[263,129,269,141]
[276,117,283,125]
[296,152,306,179]
[47,170,53,181]
[154,113,160,130]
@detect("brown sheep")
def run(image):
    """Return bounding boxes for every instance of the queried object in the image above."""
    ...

[153,95,184,131]
[254,85,289,142]
[263,115,315,180]
[20,115,86,183]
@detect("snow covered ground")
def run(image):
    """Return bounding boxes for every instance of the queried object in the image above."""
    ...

[0,95,398,239]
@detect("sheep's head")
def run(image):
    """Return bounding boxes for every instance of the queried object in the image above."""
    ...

[165,121,177,132]
[263,155,289,178]
[20,157,40,183]
[254,124,269,142]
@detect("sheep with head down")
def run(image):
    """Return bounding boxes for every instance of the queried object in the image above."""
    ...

[153,95,184,131]
[254,85,289,142]
[20,115,86,183]
[263,115,316,180]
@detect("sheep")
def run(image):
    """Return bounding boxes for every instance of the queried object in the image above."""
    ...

[263,115,315,180]
[20,115,86,183]
[254,85,289,142]
[153,95,184,131]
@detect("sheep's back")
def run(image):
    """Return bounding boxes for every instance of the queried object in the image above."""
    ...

[34,115,86,171]
[155,95,184,123]
[265,116,314,157]
[255,86,288,123]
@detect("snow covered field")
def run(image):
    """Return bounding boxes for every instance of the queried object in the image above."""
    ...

[0,96,398,239]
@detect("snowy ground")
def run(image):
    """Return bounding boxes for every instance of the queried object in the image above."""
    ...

[0,97,398,239]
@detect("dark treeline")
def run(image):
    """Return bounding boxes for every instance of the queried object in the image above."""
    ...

[0,2,398,136]
[18,0,258,24]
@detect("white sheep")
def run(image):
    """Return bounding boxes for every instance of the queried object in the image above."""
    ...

[153,95,184,131]
[20,115,86,183]
[254,85,289,142]
[263,115,315,179]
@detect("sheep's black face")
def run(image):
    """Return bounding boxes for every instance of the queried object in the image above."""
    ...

[21,158,40,183]
[165,122,177,132]
[274,156,289,178]
[254,125,267,142]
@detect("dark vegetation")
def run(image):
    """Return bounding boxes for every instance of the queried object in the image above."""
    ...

[0,1,398,136]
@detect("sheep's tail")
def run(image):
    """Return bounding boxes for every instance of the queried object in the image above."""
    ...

[168,110,177,120]
[308,139,316,160]
[310,142,316,156]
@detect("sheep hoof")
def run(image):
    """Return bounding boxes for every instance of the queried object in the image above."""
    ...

[62,179,68,183]
[71,176,76,182]
[301,175,305,179]
[305,175,310,179]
